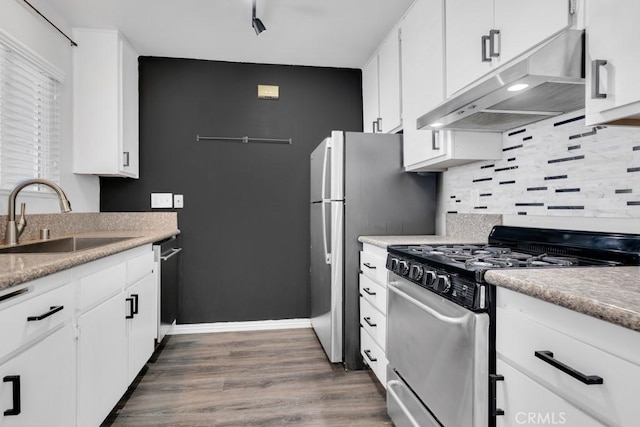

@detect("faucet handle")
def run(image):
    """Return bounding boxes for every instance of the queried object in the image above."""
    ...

[16,203,27,237]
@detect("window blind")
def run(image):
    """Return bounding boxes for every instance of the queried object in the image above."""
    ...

[0,38,60,192]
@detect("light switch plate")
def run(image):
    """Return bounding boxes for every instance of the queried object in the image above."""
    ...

[151,193,173,208]
[173,194,184,208]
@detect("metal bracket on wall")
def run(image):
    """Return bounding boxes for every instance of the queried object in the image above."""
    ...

[196,135,292,145]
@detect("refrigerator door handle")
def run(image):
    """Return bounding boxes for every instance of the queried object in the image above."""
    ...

[321,141,330,200]
[321,142,332,264]
[322,201,331,264]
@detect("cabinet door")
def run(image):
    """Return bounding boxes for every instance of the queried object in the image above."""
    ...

[445,0,494,97]
[120,36,139,178]
[494,0,571,67]
[362,56,379,133]
[585,0,640,125]
[401,0,445,170]
[495,359,605,427]
[0,325,75,427]
[72,29,139,178]
[377,28,402,133]
[126,272,157,383]
[77,293,127,427]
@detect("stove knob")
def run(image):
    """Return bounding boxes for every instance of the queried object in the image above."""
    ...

[424,270,437,287]
[410,264,424,281]
[387,257,399,271]
[436,274,451,293]
[398,261,410,276]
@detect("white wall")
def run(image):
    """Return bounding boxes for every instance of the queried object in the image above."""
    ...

[438,109,640,234]
[0,0,100,214]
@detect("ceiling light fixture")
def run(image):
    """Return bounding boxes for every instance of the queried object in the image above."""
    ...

[252,0,266,36]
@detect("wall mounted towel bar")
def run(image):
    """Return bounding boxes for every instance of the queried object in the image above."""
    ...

[196,135,292,144]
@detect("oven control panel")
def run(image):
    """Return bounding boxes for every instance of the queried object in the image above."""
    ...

[386,254,486,311]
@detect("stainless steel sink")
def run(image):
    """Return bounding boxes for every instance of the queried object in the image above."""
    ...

[0,236,136,254]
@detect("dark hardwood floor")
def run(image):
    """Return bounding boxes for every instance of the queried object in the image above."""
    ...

[102,328,392,426]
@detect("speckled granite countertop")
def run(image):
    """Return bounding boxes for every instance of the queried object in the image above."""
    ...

[485,267,640,332]
[358,213,502,248]
[358,235,487,248]
[0,212,179,292]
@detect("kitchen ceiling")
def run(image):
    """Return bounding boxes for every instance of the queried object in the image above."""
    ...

[42,0,414,68]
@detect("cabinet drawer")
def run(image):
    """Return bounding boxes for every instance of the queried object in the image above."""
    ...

[78,263,126,310]
[496,359,604,427]
[360,328,388,387]
[359,250,388,285]
[497,306,640,426]
[360,297,386,351]
[359,273,387,314]
[0,282,74,360]
[126,249,154,287]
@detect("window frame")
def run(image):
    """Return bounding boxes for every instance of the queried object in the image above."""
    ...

[0,28,64,195]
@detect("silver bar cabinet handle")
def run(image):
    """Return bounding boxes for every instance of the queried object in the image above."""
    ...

[489,29,500,58]
[591,59,608,99]
[481,35,491,62]
[123,151,130,167]
[432,130,440,150]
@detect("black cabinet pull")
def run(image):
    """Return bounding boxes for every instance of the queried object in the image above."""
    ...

[364,350,377,362]
[363,262,376,270]
[363,317,377,328]
[27,305,64,321]
[3,375,21,416]
[126,297,135,319]
[362,288,376,296]
[131,294,139,315]
[489,374,505,417]
[534,350,603,385]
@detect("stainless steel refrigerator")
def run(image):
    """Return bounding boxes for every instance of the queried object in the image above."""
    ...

[310,131,436,370]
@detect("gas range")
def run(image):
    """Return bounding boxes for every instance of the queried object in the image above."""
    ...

[386,226,640,311]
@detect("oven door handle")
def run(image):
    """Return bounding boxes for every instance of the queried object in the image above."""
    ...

[388,281,467,325]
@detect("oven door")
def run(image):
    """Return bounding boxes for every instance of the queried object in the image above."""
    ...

[387,273,489,427]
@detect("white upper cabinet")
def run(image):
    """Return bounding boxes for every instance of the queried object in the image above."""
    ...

[400,0,446,170]
[585,0,640,126]
[361,26,402,134]
[445,0,573,97]
[362,56,380,133]
[73,29,140,178]
[377,28,402,133]
[445,0,494,98]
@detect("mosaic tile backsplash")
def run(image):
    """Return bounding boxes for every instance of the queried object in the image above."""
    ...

[442,110,640,218]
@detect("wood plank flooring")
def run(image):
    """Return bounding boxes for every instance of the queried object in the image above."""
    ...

[102,328,392,426]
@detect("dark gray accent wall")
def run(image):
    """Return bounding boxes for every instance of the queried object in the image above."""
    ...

[100,57,363,324]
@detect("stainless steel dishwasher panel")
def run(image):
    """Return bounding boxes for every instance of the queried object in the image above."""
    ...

[154,237,181,343]
[387,274,489,427]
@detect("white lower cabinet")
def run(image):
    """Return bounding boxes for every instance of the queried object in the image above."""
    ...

[126,272,157,383]
[360,328,388,386]
[496,287,640,427]
[0,324,76,427]
[77,293,128,427]
[496,359,602,427]
[359,244,389,387]
[0,244,158,427]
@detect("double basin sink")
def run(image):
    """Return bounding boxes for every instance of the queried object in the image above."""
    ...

[0,236,137,254]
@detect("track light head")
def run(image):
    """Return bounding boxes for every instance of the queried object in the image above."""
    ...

[252,0,266,36]
[252,17,266,35]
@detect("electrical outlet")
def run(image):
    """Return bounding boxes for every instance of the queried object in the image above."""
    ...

[173,194,184,208]
[151,193,173,208]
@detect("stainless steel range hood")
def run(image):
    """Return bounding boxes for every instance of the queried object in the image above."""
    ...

[417,30,585,133]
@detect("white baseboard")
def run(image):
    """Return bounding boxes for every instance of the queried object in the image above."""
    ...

[168,318,312,335]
